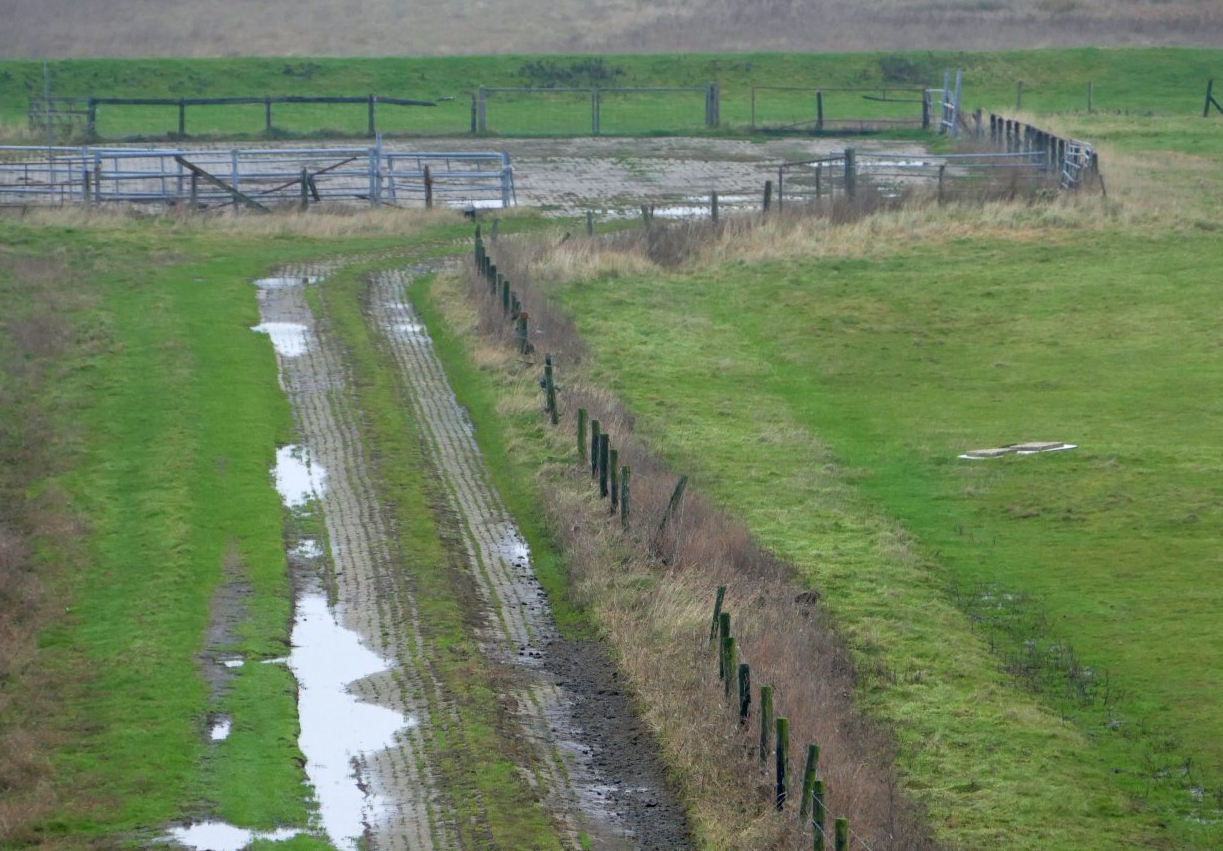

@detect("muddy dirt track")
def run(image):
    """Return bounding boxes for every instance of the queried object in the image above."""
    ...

[255,262,688,851]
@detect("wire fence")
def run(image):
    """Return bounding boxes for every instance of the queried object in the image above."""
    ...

[473,85,717,136]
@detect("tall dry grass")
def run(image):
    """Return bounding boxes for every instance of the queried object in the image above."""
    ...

[445,229,943,850]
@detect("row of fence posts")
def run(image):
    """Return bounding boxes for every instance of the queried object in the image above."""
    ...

[472,227,634,523]
[474,225,851,848]
[710,586,852,850]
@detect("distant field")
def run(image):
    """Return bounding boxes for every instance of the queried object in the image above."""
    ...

[1,49,1221,141]
[2,0,1222,58]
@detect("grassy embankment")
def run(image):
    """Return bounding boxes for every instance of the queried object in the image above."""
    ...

[404,67,1223,851]
[0,210,581,849]
[0,48,1220,141]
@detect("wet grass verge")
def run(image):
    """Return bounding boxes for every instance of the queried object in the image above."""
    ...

[0,215,447,847]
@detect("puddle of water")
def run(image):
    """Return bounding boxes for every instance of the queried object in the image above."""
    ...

[273,445,327,508]
[219,658,244,669]
[209,714,233,741]
[252,322,310,358]
[291,539,324,559]
[167,822,301,851]
[289,591,416,851]
[253,275,324,289]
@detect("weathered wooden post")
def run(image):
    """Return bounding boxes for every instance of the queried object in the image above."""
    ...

[501,276,511,315]
[300,167,309,209]
[835,817,848,851]
[423,164,434,208]
[586,210,594,236]
[1087,80,1094,113]
[775,717,789,809]
[577,408,588,462]
[598,433,610,498]
[544,354,558,424]
[619,465,630,528]
[711,191,719,222]
[657,475,688,539]
[178,98,186,137]
[609,449,619,510]
[367,94,377,137]
[717,612,731,679]
[82,168,91,205]
[843,149,856,198]
[777,167,784,212]
[709,585,726,642]
[190,172,199,206]
[738,662,751,724]
[816,90,824,131]
[799,744,820,818]
[515,311,529,354]
[590,420,600,477]
[812,780,827,851]
[722,636,736,699]
[763,179,772,212]
[265,95,273,135]
[759,684,773,761]
[937,164,946,205]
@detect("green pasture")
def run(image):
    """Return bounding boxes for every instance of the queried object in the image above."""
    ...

[1,48,1221,140]
[0,216,572,849]
[543,218,1223,848]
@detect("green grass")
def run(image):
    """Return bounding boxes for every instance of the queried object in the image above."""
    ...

[544,224,1223,849]
[3,48,1221,140]
[0,220,428,847]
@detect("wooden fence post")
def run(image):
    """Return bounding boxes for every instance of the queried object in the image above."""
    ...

[178,98,186,137]
[598,433,610,498]
[265,95,273,134]
[816,90,824,131]
[775,717,789,810]
[423,164,433,208]
[738,662,751,724]
[722,636,736,699]
[515,312,529,354]
[835,817,848,851]
[937,164,946,205]
[300,167,309,209]
[544,354,558,424]
[799,744,819,818]
[586,210,594,236]
[589,420,600,477]
[759,684,773,762]
[619,465,630,528]
[368,94,376,137]
[577,408,587,461]
[609,449,619,510]
[812,779,827,851]
[843,149,856,197]
[763,179,772,212]
[711,191,719,222]
[709,585,726,642]
[657,475,689,539]
[717,611,731,679]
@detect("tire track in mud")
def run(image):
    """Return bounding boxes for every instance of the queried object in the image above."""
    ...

[371,267,690,851]
[256,267,457,851]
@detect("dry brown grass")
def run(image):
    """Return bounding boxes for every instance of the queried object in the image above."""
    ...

[437,240,942,850]
[3,0,1221,58]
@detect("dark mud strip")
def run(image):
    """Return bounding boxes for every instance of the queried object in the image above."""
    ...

[254,269,455,851]
[371,267,691,851]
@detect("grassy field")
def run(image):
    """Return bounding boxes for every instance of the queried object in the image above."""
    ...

[428,89,1223,849]
[1,49,1221,141]
[4,45,1223,851]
